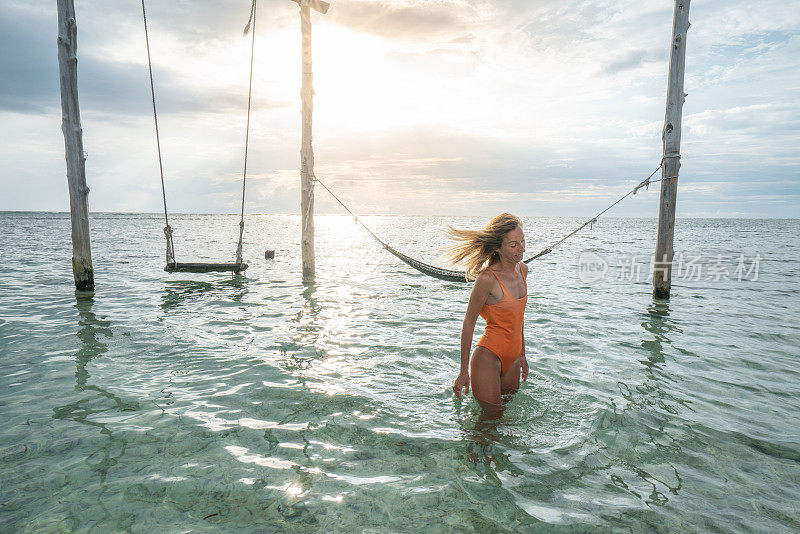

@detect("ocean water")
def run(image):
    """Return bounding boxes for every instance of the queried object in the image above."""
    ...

[1,212,799,533]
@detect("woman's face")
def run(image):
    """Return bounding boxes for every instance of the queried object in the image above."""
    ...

[498,225,525,262]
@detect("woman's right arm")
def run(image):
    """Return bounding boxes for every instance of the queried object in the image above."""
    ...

[454,274,491,399]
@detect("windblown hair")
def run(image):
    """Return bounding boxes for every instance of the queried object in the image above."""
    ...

[444,213,522,281]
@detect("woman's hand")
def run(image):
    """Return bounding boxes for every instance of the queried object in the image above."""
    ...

[453,370,470,399]
[520,353,529,382]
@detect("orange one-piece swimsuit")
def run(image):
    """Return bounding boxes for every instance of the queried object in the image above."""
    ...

[475,265,528,375]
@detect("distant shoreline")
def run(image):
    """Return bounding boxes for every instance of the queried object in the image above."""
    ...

[1,211,797,220]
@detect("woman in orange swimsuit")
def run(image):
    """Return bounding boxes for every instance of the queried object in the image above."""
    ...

[447,213,529,413]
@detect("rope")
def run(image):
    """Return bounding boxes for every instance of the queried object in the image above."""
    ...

[315,175,468,281]
[316,163,666,283]
[524,163,663,264]
[314,176,390,248]
[143,1,260,267]
[237,0,257,265]
[141,0,174,264]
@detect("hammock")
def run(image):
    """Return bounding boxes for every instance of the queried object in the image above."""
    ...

[315,164,663,283]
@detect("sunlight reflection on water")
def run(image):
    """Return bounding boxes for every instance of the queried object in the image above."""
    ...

[0,213,799,532]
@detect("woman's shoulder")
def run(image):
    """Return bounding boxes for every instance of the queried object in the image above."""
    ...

[473,268,497,288]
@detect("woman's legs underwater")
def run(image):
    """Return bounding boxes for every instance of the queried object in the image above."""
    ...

[470,347,522,419]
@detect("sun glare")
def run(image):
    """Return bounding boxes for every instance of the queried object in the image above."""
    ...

[313,24,464,134]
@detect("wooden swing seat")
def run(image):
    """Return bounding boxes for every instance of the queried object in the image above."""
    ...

[165,262,248,274]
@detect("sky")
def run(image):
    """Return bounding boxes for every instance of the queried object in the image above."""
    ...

[1,0,798,217]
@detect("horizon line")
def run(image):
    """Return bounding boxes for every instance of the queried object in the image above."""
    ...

[1,210,797,220]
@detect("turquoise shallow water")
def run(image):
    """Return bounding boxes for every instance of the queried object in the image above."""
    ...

[1,212,799,532]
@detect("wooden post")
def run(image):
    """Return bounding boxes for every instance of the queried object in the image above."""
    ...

[291,0,327,280]
[299,0,315,280]
[653,0,690,299]
[57,0,94,292]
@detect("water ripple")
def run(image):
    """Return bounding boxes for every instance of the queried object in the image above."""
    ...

[1,214,798,532]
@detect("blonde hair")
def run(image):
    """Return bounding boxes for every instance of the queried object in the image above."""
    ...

[444,213,522,281]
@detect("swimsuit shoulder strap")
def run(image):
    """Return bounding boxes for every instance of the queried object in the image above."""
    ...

[487,269,509,298]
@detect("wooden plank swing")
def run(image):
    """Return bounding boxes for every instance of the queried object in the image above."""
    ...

[141,0,256,274]
[165,262,248,274]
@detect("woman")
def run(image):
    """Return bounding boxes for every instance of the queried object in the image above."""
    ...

[448,213,529,414]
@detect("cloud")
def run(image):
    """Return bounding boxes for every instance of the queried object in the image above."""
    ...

[304,127,664,216]
[600,49,662,75]
[0,2,58,113]
[691,0,800,47]
[1,0,798,217]
[687,103,800,135]
[0,0,287,116]
[684,103,800,171]
[329,0,479,41]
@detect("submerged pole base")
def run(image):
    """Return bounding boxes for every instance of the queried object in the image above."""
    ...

[72,258,95,292]
[265,250,275,259]
[653,267,672,299]
[653,287,670,299]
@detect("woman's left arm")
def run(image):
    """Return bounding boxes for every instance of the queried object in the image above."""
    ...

[520,331,529,382]
[521,262,529,381]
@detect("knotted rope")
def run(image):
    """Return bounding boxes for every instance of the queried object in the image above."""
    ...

[141,0,174,263]
[237,0,258,265]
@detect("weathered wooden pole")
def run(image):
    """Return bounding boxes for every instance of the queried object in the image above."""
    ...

[653,0,690,299]
[294,0,329,280]
[299,0,315,280]
[57,0,94,292]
